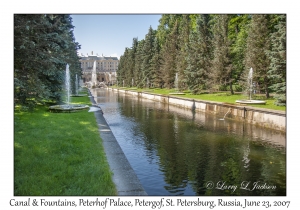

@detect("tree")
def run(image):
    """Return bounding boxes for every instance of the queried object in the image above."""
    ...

[141,26,156,87]
[14,14,81,109]
[117,53,125,86]
[185,14,212,94]
[157,15,182,48]
[244,14,271,98]
[151,37,163,88]
[128,38,138,87]
[134,39,145,88]
[160,19,179,88]
[117,47,129,86]
[267,15,286,105]
[228,14,251,92]
[176,15,190,91]
[211,14,234,93]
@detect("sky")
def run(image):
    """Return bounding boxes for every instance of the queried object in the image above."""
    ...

[71,14,162,59]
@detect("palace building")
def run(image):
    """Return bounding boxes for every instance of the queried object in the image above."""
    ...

[79,51,118,86]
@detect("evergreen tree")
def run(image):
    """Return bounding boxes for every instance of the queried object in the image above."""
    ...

[135,39,145,88]
[128,38,138,87]
[185,14,212,94]
[141,26,156,87]
[119,47,131,87]
[244,14,271,98]
[176,15,190,90]
[151,37,163,88]
[211,14,233,93]
[117,54,125,86]
[267,15,286,105]
[157,15,182,48]
[228,14,251,92]
[160,19,179,88]
[14,14,81,109]
[189,14,201,32]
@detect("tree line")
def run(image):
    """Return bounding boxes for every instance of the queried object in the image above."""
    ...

[14,14,82,110]
[117,14,286,106]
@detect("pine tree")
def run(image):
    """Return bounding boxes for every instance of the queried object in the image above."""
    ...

[141,26,156,87]
[14,14,81,109]
[244,14,271,98]
[185,14,212,94]
[176,15,190,91]
[160,19,179,89]
[157,14,182,48]
[117,54,125,86]
[211,14,233,93]
[267,15,286,105]
[128,38,138,87]
[135,40,145,88]
[151,37,163,88]
[229,14,251,92]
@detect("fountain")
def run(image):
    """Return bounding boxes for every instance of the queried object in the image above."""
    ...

[147,78,149,89]
[49,64,89,112]
[71,74,87,97]
[129,78,138,90]
[235,68,266,105]
[142,77,154,92]
[91,61,97,87]
[76,74,78,95]
[175,73,179,92]
[169,73,185,95]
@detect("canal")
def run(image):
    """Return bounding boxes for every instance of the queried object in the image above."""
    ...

[91,88,286,196]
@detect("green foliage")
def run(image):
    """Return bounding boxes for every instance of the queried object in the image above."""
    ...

[267,15,286,106]
[211,14,234,93]
[14,14,81,109]
[160,19,180,88]
[244,15,272,98]
[228,15,251,90]
[151,37,163,88]
[176,15,190,91]
[118,14,286,107]
[134,40,145,88]
[141,26,156,87]
[185,15,212,94]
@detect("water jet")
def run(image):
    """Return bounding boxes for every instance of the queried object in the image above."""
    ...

[49,64,89,112]
[219,108,231,120]
[71,74,87,97]
[169,73,185,95]
[236,68,266,105]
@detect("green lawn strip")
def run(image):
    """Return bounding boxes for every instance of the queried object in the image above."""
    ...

[112,87,285,111]
[14,94,117,196]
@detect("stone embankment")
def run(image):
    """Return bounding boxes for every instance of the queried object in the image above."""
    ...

[110,88,286,132]
[88,89,147,196]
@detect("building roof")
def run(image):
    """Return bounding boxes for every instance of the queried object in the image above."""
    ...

[79,55,118,61]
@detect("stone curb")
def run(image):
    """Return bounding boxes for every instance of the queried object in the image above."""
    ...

[88,90,147,196]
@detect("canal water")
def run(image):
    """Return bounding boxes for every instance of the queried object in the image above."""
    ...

[91,88,286,196]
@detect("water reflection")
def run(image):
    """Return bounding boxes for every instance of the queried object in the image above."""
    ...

[91,89,286,196]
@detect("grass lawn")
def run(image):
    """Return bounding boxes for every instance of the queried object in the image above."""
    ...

[113,86,286,111]
[14,90,117,196]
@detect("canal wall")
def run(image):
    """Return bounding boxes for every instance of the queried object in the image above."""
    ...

[110,88,286,132]
[88,89,148,195]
